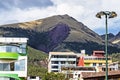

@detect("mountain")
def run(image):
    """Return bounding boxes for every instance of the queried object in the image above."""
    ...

[110,32,120,47]
[101,32,120,48]
[101,33,115,40]
[0,14,120,54]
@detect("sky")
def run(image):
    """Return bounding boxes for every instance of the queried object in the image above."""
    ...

[0,0,120,35]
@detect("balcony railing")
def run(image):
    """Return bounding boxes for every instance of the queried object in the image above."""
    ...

[51,58,76,61]
[0,52,18,60]
[0,73,21,80]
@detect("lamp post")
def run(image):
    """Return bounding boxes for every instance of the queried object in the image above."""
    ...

[96,11,117,80]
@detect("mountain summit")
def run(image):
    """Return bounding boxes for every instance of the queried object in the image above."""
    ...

[0,14,120,54]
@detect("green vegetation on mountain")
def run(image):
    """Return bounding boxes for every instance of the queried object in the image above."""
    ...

[111,53,120,62]
[27,46,48,61]
[27,46,48,77]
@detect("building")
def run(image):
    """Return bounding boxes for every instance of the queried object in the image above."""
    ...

[97,61,119,72]
[48,52,77,72]
[48,51,112,72]
[48,51,115,79]
[83,51,112,67]
[0,37,28,80]
[81,70,120,80]
[61,66,96,80]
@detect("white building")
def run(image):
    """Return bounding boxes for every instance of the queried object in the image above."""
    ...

[0,37,28,80]
[48,52,77,72]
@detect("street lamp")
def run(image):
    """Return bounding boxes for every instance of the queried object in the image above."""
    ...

[96,11,117,80]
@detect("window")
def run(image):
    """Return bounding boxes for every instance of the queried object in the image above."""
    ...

[15,59,25,71]
[52,61,58,64]
[59,55,67,58]
[0,46,19,53]
[68,56,76,58]
[30,76,36,79]
[61,61,66,64]
[99,63,102,66]
[0,63,10,71]
[93,63,96,66]
[68,61,75,64]
[51,66,58,68]
[0,60,26,71]
[51,55,58,58]
[19,44,27,54]
[0,77,11,80]
[0,78,15,80]
[10,78,16,80]
[102,68,105,71]
[0,46,6,52]
[52,70,58,72]
[0,44,27,54]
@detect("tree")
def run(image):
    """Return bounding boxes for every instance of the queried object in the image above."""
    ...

[42,72,66,80]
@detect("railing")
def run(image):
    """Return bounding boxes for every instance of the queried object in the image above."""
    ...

[0,52,18,60]
[51,58,76,61]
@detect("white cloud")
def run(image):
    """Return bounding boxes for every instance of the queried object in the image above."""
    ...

[0,0,120,34]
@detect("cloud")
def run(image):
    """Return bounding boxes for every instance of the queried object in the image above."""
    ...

[0,0,53,10]
[0,0,54,24]
[0,0,120,34]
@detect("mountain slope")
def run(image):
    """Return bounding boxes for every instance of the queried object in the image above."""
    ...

[27,46,48,76]
[101,33,115,40]
[101,32,120,48]
[0,14,120,54]
[110,32,120,47]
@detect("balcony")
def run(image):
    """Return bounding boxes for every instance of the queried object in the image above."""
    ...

[0,52,18,60]
[51,58,76,61]
[84,60,112,63]
[0,73,21,80]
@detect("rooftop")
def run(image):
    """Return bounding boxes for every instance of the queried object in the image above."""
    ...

[81,70,120,78]
[0,37,28,43]
[49,52,77,55]
[93,51,105,53]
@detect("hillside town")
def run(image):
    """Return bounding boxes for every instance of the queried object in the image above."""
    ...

[0,37,120,80]
[1,0,120,80]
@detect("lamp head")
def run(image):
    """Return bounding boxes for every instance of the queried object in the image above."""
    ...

[96,11,117,19]
[96,13,101,18]
[96,11,105,19]
[109,11,117,18]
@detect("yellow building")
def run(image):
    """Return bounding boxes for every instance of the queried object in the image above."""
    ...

[77,51,112,67]
[83,56,112,67]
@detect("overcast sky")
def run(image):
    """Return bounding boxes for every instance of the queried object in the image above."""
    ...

[0,0,120,35]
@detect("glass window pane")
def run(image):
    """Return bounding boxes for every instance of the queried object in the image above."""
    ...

[19,44,26,54]
[0,46,6,52]
[0,77,10,80]
[15,60,25,71]
[0,63,10,71]
[0,45,27,54]
[3,63,10,71]
[0,63,3,70]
